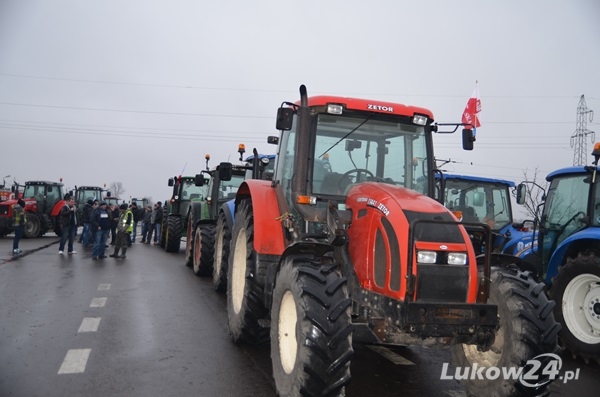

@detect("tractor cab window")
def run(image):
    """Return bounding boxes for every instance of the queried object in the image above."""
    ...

[541,175,589,263]
[312,114,428,196]
[594,180,600,226]
[45,186,60,207]
[181,179,207,201]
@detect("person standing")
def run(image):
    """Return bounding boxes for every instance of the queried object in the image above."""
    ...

[153,201,163,245]
[58,196,77,255]
[141,205,152,243]
[147,203,158,244]
[110,203,133,259]
[89,199,99,244]
[130,202,142,245]
[80,199,94,248]
[12,199,26,255]
[91,202,110,260]
[108,204,119,245]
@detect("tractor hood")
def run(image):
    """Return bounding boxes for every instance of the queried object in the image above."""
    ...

[344,182,478,303]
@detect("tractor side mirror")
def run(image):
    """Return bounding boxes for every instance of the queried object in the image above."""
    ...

[276,108,294,131]
[195,174,205,186]
[268,136,279,145]
[473,192,484,207]
[516,183,527,205]
[462,129,475,151]
[218,162,233,181]
[168,178,174,187]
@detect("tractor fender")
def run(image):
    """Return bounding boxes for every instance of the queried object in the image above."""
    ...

[188,200,205,227]
[545,228,600,284]
[50,200,66,217]
[220,200,235,231]
[236,180,285,255]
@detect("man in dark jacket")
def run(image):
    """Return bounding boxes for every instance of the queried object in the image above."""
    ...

[80,199,94,248]
[153,201,163,245]
[91,202,110,259]
[58,196,78,255]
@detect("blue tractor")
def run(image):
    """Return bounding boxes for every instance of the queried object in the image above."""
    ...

[212,152,276,292]
[514,143,600,364]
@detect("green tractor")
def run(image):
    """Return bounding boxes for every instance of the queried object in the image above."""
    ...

[161,174,210,252]
[185,162,251,276]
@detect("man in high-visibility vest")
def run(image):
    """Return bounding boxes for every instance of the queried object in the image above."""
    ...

[110,203,133,259]
[12,199,26,255]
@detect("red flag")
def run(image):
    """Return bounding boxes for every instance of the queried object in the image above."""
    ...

[461,85,481,129]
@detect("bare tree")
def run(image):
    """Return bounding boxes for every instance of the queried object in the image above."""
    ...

[518,167,549,221]
[108,181,125,198]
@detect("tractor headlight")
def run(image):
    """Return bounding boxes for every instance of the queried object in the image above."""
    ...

[417,251,437,264]
[447,252,467,265]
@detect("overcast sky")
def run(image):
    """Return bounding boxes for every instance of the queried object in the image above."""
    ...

[1,0,599,208]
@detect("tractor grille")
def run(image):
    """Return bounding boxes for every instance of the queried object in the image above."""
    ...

[403,210,464,243]
[416,264,469,302]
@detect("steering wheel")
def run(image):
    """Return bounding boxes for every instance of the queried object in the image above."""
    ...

[558,211,587,235]
[338,169,376,191]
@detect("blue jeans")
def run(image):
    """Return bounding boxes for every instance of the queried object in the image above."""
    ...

[59,225,77,252]
[82,223,91,247]
[141,222,149,241]
[131,221,138,242]
[13,225,24,250]
[92,230,109,258]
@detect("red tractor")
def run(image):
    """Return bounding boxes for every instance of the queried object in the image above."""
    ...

[225,86,560,396]
[0,180,66,238]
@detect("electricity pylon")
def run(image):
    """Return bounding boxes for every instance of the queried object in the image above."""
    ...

[570,94,595,166]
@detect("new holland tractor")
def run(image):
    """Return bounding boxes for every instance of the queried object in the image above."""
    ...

[212,152,276,292]
[224,85,560,397]
[438,174,536,258]
[514,142,600,364]
[0,180,66,238]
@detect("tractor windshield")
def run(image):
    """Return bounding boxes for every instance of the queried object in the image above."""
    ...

[77,188,103,206]
[180,179,208,201]
[443,179,513,231]
[311,114,428,196]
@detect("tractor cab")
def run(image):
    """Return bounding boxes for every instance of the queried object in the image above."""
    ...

[23,181,64,215]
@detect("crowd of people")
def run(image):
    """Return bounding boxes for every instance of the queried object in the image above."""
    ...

[11,196,166,258]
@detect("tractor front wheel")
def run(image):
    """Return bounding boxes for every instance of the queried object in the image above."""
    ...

[549,252,600,364]
[24,213,40,238]
[165,215,182,253]
[227,199,268,344]
[452,266,560,397]
[192,223,215,276]
[213,211,231,293]
[184,214,194,267]
[271,257,353,397]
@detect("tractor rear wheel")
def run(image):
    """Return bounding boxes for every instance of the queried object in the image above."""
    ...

[165,215,182,253]
[227,199,269,344]
[549,252,600,364]
[192,223,215,276]
[212,211,231,293]
[24,213,40,238]
[184,214,194,267]
[271,257,353,397]
[452,266,560,397]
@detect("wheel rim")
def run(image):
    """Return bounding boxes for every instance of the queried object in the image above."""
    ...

[278,290,298,374]
[562,273,600,344]
[214,226,223,277]
[231,228,247,314]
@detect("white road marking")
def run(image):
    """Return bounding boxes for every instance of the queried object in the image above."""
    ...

[367,345,416,365]
[58,349,91,374]
[90,297,107,307]
[78,317,101,332]
[444,391,467,397]
[97,283,111,291]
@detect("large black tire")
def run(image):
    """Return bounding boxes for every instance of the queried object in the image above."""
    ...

[548,252,600,364]
[452,266,560,397]
[192,223,215,276]
[212,211,231,293]
[24,213,40,238]
[164,215,182,253]
[271,257,353,397]
[227,199,269,344]
[184,213,194,268]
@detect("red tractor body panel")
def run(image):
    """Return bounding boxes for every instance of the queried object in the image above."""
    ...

[345,183,478,303]
[238,180,286,255]
[305,96,434,119]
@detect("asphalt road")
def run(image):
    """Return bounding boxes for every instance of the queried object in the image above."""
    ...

[1,233,598,397]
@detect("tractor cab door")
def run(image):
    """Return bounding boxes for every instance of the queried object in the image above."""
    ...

[538,174,591,271]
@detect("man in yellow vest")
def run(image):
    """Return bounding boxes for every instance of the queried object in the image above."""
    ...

[110,203,133,259]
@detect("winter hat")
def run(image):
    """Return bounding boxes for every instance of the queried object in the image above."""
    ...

[87,199,94,205]
[119,203,128,210]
